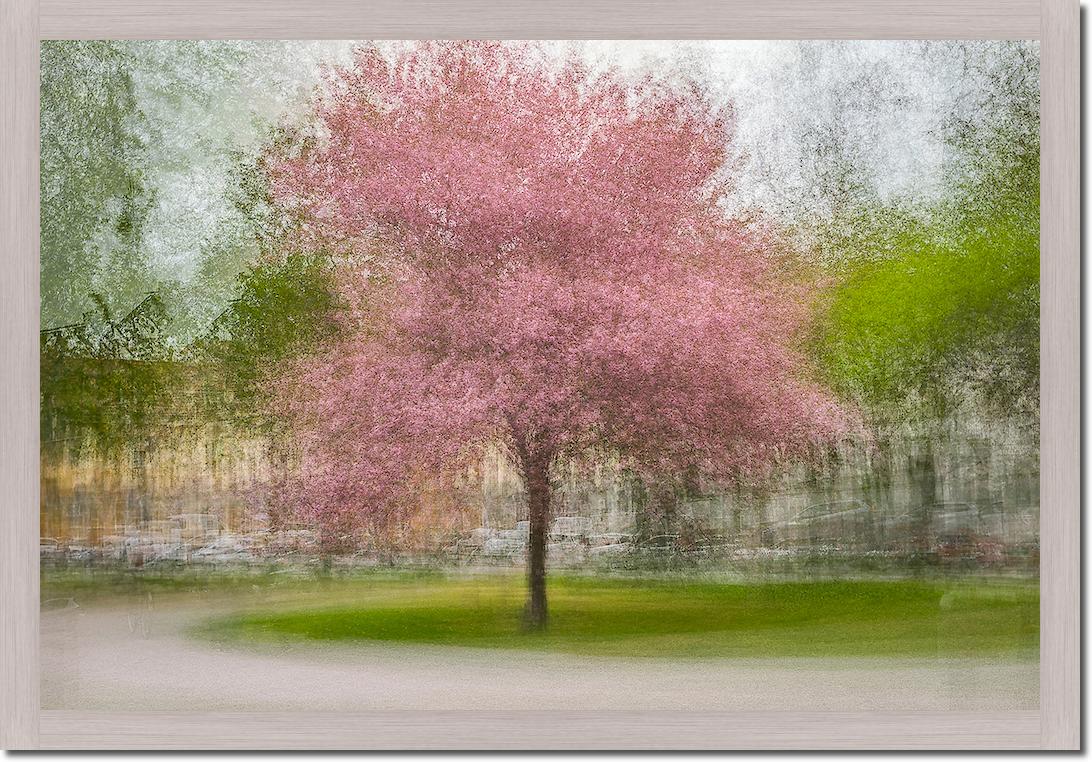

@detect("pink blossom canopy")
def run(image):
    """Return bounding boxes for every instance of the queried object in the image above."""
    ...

[270,41,849,528]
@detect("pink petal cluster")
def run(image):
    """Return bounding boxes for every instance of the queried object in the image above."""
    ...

[269,41,850,530]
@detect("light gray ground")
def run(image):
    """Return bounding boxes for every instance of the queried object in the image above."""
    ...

[41,595,1038,712]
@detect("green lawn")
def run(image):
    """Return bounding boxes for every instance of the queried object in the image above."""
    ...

[200,575,1039,659]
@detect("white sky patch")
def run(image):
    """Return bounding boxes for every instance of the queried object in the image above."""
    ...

[124,40,357,282]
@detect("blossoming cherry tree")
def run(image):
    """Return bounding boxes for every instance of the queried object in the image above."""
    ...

[271,42,847,629]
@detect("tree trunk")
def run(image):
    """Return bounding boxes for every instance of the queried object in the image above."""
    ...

[864,437,894,551]
[911,437,938,560]
[523,454,551,631]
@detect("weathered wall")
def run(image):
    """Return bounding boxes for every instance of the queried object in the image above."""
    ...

[40,425,271,544]
[478,413,1040,546]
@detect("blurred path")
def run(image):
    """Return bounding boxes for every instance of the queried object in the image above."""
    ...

[42,596,1038,712]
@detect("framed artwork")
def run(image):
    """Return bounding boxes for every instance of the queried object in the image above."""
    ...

[1,0,1079,751]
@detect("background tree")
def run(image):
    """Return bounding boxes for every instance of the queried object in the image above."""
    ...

[811,41,1039,553]
[40,292,176,452]
[269,42,848,628]
[40,41,155,330]
[197,254,341,427]
[194,142,342,430]
[815,40,1038,421]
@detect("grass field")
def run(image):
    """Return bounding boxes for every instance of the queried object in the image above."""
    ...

[197,575,1039,659]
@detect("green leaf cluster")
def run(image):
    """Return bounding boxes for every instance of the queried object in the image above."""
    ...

[194,253,342,428]
[815,42,1039,422]
[40,293,180,450]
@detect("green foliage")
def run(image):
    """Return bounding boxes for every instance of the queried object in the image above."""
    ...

[187,124,342,428]
[196,253,341,426]
[816,210,1038,418]
[40,41,155,328]
[40,292,181,450]
[814,41,1039,422]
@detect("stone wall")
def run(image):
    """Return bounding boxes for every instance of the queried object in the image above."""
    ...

[41,411,1039,551]
[40,425,271,545]
[477,414,1040,546]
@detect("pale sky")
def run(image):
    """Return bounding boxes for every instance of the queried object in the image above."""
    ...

[124,40,1034,280]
